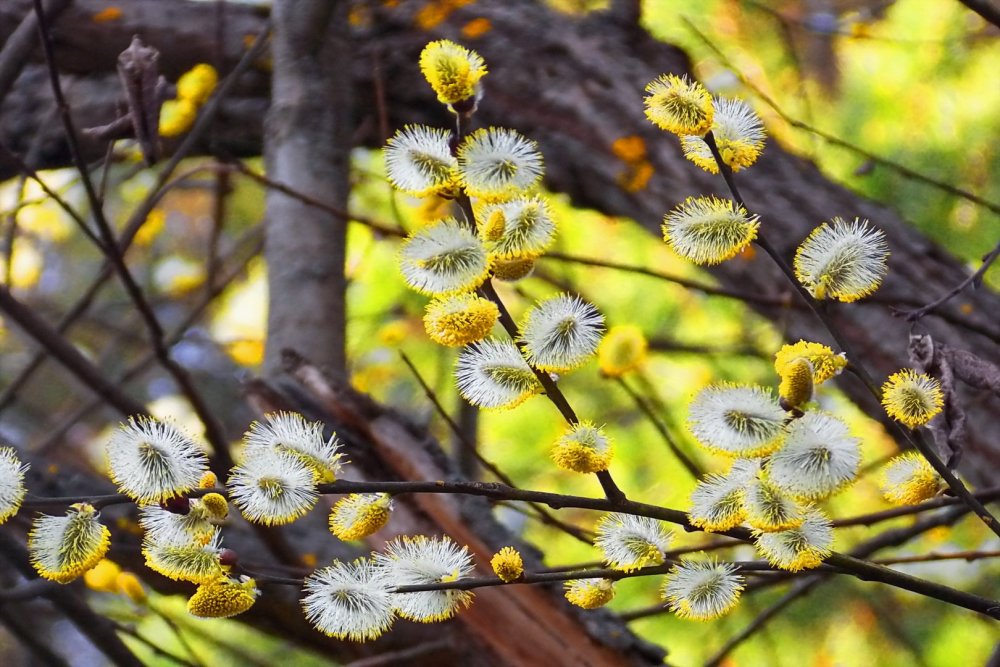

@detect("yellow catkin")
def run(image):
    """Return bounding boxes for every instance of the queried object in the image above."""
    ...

[418,39,487,105]
[199,493,229,520]
[879,452,940,505]
[778,358,814,411]
[424,293,499,347]
[329,494,393,541]
[491,257,535,281]
[176,64,218,106]
[597,325,647,377]
[774,341,846,385]
[565,579,615,609]
[551,423,613,473]
[84,559,122,593]
[643,74,714,136]
[490,547,524,582]
[159,99,197,137]
[30,504,111,584]
[187,577,258,618]
[198,471,218,489]
[881,370,944,429]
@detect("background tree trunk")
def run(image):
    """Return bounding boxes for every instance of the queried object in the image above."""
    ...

[263,0,350,377]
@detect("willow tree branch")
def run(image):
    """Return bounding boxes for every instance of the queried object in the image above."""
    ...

[399,350,594,544]
[477,279,627,504]
[394,559,784,594]
[703,131,1000,540]
[30,476,997,617]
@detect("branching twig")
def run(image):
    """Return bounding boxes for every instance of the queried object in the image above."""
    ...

[31,2,243,471]
[703,130,1000,540]
[399,351,594,544]
[893,239,1000,322]
[615,377,703,478]
[477,278,627,504]
[22,479,1000,617]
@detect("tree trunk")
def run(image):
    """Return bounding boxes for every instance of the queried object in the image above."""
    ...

[263,0,350,378]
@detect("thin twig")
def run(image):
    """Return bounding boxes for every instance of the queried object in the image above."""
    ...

[226,159,403,237]
[616,377,702,478]
[0,142,103,248]
[477,278,627,504]
[704,578,818,667]
[23,479,1000,617]
[894,239,1000,322]
[0,286,148,416]
[543,251,796,307]
[833,486,1000,527]
[873,549,1000,566]
[343,640,451,667]
[399,350,594,544]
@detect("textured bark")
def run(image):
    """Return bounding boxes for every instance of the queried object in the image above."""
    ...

[263,0,351,377]
[4,0,994,482]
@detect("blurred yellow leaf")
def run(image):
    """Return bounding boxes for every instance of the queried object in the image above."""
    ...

[16,203,72,241]
[134,208,166,246]
[225,338,264,367]
[0,239,43,289]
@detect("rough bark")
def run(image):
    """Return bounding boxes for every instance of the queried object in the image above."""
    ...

[263,0,351,377]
